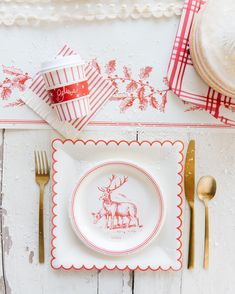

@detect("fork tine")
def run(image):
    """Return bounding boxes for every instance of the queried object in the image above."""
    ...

[34,151,38,174]
[41,151,45,175]
[37,151,42,174]
[44,151,49,174]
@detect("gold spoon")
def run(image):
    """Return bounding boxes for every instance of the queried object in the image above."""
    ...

[197,176,217,269]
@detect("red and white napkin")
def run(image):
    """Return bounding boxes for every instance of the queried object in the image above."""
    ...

[22,45,117,138]
[168,0,235,126]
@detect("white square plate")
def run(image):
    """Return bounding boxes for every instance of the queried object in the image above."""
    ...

[51,139,184,271]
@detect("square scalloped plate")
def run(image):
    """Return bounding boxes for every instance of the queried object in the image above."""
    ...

[51,139,184,271]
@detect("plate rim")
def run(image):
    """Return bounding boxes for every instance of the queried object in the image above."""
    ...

[70,160,165,256]
[51,138,184,271]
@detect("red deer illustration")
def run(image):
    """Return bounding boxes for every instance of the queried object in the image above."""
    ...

[92,208,111,226]
[97,175,141,230]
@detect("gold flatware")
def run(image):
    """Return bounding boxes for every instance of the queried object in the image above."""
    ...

[184,139,195,269]
[34,151,50,263]
[197,176,216,269]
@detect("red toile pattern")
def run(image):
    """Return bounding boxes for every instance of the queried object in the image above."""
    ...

[90,59,170,113]
[4,99,25,108]
[92,174,142,231]
[184,103,204,112]
[0,65,31,107]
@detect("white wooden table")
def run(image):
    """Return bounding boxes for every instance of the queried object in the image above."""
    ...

[0,128,234,294]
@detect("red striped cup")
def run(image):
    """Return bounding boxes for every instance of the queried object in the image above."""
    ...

[41,55,90,121]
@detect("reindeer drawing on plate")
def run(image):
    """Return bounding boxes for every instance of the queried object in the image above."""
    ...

[92,174,142,230]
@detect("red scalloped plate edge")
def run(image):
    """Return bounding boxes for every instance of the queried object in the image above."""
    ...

[50,139,184,271]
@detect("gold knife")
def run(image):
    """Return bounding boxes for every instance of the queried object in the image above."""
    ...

[184,140,195,269]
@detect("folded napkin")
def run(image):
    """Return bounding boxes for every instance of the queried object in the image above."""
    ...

[168,0,235,126]
[22,45,117,138]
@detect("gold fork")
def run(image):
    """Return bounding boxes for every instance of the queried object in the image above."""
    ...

[34,151,50,263]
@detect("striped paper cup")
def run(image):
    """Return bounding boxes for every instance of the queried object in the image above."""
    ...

[41,55,90,121]
[53,96,90,121]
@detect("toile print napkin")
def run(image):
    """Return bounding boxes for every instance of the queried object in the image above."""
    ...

[22,45,117,139]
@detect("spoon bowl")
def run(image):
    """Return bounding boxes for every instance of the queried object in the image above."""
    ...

[197,175,217,269]
[197,176,216,202]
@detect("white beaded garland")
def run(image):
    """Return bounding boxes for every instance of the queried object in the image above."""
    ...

[0,1,183,26]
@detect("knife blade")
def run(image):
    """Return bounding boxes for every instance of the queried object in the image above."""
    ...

[184,139,195,269]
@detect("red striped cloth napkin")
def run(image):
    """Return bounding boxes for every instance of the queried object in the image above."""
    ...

[23,45,117,138]
[168,0,235,126]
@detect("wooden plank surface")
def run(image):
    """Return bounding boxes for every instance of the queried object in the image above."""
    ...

[181,133,235,294]
[133,130,188,294]
[1,130,135,294]
[0,130,6,294]
[1,129,235,294]
[1,130,97,294]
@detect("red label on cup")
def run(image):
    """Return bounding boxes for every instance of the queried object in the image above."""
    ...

[49,81,89,104]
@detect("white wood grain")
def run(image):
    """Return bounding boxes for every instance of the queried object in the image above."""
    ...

[133,130,188,294]
[2,129,136,294]
[1,130,97,294]
[2,128,235,294]
[181,133,235,294]
[98,270,133,294]
[134,271,182,294]
[0,130,6,294]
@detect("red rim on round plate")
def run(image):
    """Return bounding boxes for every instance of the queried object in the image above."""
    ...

[70,161,165,256]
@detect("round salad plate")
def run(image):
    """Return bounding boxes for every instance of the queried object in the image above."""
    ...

[70,161,165,256]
